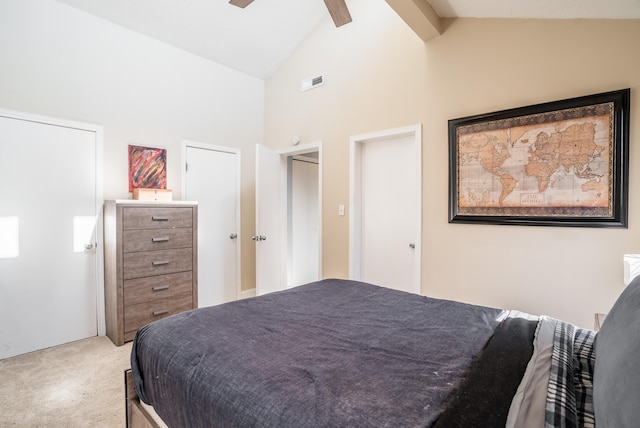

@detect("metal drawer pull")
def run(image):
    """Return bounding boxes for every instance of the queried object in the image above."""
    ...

[152,285,170,292]
[152,237,170,242]
[152,260,169,266]
[152,216,169,221]
[153,309,169,316]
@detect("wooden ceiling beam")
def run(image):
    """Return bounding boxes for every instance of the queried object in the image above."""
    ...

[384,0,442,42]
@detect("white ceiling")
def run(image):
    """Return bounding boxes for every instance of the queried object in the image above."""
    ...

[55,0,640,79]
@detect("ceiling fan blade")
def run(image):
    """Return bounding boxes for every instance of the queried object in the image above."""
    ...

[324,0,352,27]
[229,0,255,8]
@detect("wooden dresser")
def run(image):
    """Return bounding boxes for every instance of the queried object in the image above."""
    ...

[104,200,198,346]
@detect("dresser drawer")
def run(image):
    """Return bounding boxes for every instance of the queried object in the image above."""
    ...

[124,271,193,307]
[123,293,193,341]
[123,247,192,279]
[123,207,193,230]
[123,228,193,253]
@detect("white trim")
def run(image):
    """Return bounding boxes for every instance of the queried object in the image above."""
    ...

[349,124,422,294]
[238,288,257,300]
[95,125,105,336]
[0,108,106,336]
[181,140,242,302]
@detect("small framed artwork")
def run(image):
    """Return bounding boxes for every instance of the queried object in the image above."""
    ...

[448,88,630,227]
[128,145,167,192]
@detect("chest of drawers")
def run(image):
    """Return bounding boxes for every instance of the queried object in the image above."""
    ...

[104,200,198,346]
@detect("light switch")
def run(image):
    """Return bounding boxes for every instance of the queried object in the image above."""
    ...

[338,204,345,216]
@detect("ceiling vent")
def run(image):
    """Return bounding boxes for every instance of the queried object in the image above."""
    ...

[300,75,324,92]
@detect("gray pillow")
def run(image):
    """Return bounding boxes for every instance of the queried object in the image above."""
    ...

[594,276,640,427]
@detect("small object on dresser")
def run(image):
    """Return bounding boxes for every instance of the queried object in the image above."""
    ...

[133,188,173,201]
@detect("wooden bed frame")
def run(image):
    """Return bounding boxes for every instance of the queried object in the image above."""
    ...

[125,369,166,428]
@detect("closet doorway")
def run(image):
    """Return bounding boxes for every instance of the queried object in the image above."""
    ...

[288,153,319,286]
[255,143,322,295]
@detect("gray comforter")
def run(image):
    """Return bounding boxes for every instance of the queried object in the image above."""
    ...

[131,279,505,427]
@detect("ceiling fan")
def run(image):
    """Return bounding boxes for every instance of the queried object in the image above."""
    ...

[229,0,352,27]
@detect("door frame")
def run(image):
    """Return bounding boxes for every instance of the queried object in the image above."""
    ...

[349,124,422,294]
[283,145,322,287]
[255,141,323,294]
[0,108,105,336]
[181,140,242,302]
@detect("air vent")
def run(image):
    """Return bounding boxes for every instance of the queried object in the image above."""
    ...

[300,74,324,92]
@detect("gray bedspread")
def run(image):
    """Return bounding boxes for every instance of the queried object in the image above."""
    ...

[131,279,504,427]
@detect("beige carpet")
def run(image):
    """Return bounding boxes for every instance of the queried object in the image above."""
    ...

[0,336,132,427]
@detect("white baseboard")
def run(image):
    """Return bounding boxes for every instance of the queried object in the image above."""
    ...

[238,288,256,300]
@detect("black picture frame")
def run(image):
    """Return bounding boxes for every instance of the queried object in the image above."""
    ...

[448,88,630,227]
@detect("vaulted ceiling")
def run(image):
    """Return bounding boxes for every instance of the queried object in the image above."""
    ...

[55,0,640,79]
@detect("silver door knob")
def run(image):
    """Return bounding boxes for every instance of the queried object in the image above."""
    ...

[84,243,94,250]
[409,243,415,249]
[230,233,238,240]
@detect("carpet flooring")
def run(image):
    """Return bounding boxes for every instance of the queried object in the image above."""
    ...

[0,336,132,427]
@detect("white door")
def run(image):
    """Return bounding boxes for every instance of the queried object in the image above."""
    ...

[184,142,240,307]
[255,144,284,295]
[350,126,422,294]
[0,112,101,359]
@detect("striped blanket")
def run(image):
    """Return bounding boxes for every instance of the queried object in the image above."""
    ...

[545,320,596,428]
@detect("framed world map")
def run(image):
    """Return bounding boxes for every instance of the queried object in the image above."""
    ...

[448,89,630,227]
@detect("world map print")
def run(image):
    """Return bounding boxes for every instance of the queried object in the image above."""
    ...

[455,103,614,217]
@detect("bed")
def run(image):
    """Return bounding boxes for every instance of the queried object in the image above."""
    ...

[126,277,640,427]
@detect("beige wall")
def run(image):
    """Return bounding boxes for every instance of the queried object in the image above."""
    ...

[265,0,640,328]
